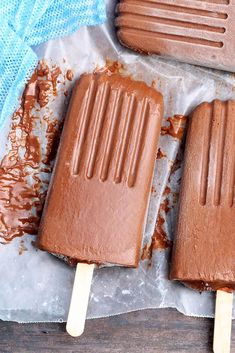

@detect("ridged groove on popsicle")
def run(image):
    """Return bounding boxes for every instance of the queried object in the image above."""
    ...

[133,0,229,5]
[224,101,235,207]
[86,82,110,179]
[118,27,223,48]
[127,98,149,187]
[199,103,213,206]
[100,89,123,182]
[72,80,97,175]
[114,94,136,184]
[199,101,235,207]
[213,101,227,206]
[196,0,229,4]
[118,13,225,34]
[71,76,155,187]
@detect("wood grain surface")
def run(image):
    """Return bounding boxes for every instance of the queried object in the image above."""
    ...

[1,308,234,353]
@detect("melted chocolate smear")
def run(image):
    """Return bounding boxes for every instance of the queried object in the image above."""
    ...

[141,215,172,261]
[141,191,172,261]
[95,59,126,76]
[161,115,187,140]
[66,70,74,81]
[51,66,62,96]
[163,186,171,195]
[0,61,71,243]
[146,125,188,259]
[141,243,152,261]
[160,198,170,213]
[42,116,63,165]
[141,115,187,261]
[156,148,166,160]
[152,215,172,251]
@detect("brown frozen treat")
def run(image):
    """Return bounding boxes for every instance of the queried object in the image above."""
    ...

[116,0,235,72]
[170,100,235,291]
[38,72,163,267]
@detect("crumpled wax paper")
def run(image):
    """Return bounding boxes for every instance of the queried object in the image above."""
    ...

[0,0,235,322]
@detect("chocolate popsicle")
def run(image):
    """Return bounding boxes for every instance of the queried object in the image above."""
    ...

[116,0,235,72]
[38,72,163,267]
[170,100,235,291]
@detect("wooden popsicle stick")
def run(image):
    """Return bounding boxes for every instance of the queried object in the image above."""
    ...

[213,289,233,353]
[66,263,95,337]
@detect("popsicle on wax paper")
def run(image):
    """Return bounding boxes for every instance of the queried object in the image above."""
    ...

[116,0,235,72]
[170,100,235,353]
[38,72,163,336]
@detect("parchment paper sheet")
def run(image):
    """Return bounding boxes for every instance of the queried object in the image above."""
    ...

[0,0,234,322]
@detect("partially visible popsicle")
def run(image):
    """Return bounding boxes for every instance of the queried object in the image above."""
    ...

[170,100,235,352]
[170,100,235,290]
[38,72,163,336]
[116,0,235,72]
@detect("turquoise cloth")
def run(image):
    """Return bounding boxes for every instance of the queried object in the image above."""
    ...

[0,0,106,128]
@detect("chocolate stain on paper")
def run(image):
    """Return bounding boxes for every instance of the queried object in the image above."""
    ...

[156,148,166,160]
[142,115,188,262]
[95,59,126,76]
[161,115,187,140]
[0,61,73,243]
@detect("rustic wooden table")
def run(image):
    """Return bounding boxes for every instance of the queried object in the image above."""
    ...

[1,308,234,353]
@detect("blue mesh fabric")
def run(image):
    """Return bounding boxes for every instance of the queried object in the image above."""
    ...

[0,0,106,129]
